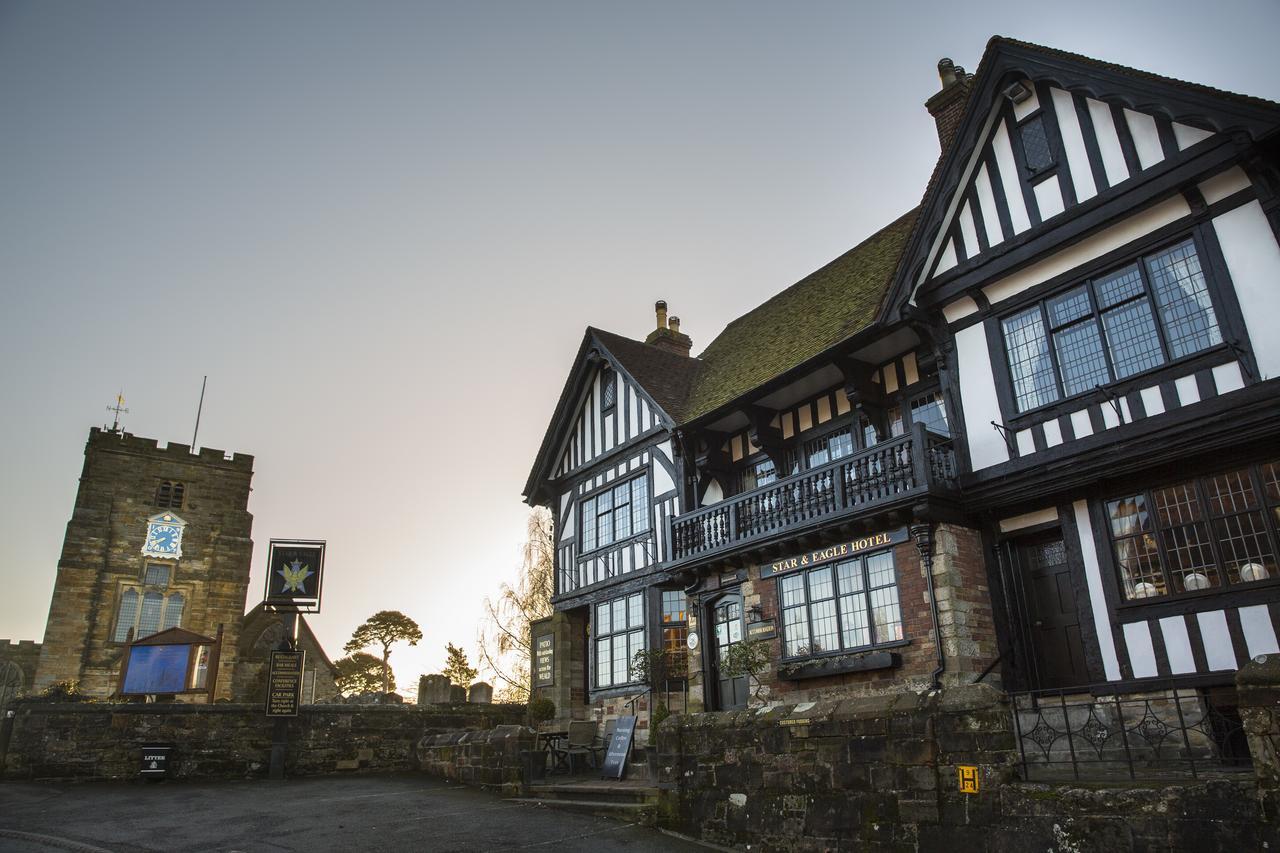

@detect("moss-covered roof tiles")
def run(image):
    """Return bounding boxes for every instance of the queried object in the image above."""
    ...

[680,208,917,423]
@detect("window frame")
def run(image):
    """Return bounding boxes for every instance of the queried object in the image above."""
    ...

[1103,459,1280,607]
[591,591,646,690]
[578,473,651,556]
[111,564,187,644]
[154,480,186,509]
[776,549,907,661]
[659,589,689,679]
[996,233,1234,418]
[599,365,617,413]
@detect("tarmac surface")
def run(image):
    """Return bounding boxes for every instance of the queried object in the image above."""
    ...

[0,773,709,852]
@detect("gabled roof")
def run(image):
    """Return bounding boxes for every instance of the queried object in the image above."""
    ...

[589,328,702,423]
[886,36,1280,315]
[131,626,217,646]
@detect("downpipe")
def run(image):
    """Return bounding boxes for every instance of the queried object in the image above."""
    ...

[910,523,945,692]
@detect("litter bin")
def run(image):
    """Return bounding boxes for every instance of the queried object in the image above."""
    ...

[140,744,174,779]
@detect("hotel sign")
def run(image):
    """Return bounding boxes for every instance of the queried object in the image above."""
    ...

[759,527,909,578]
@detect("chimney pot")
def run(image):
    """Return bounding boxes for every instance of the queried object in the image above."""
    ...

[938,57,957,89]
[655,300,668,330]
[668,316,681,333]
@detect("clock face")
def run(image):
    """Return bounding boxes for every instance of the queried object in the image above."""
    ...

[142,515,185,559]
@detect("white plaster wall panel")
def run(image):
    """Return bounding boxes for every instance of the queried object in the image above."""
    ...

[1212,361,1245,394]
[797,406,813,433]
[974,164,1004,246]
[1123,109,1164,170]
[958,201,980,259]
[653,440,672,467]
[1070,409,1094,439]
[1175,374,1201,406]
[992,122,1032,234]
[1101,401,1121,430]
[935,238,958,276]
[1123,621,1159,678]
[1087,98,1130,188]
[816,397,831,424]
[1051,87,1097,202]
[1033,174,1066,221]
[943,296,979,324]
[559,493,575,542]
[1140,386,1165,417]
[1119,397,1132,424]
[628,388,640,438]
[956,324,1010,470]
[1173,122,1213,149]
[1214,201,1280,380]
[703,479,724,506]
[1197,610,1238,670]
[903,352,919,387]
[1015,429,1036,457]
[652,460,675,499]
[1159,616,1197,674]
[982,197,1190,306]
[781,413,795,440]
[835,388,851,415]
[603,413,615,453]
[1042,418,1063,448]
[1199,167,1251,205]
[1240,605,1280,658]
[998,508,1060,533]
[883,365,899,395]
[1075,500,1122,680]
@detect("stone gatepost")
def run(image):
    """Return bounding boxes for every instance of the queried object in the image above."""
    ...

[468,682,493,704]
[419,674,452,704]
[530,610,588,726]
[1237,654,1280,840]
[449,685,467,703]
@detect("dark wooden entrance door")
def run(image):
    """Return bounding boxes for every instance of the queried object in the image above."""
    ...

[710,593,748,710]
[1016,533,1090,690]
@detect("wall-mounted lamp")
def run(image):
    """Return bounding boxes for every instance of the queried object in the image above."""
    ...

[747,604,766,622]
[1002,81,1033,104]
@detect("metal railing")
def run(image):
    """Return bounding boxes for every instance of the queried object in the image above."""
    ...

[670,423,958,563]
[1011,681,1252,781]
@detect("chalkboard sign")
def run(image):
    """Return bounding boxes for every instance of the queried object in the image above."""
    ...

[534,633,554,687]
[600,715,637,780]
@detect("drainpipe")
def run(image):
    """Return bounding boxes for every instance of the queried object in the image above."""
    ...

[910,522,946,692]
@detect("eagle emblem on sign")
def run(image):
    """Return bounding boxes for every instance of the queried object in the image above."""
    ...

[277,559,314,594]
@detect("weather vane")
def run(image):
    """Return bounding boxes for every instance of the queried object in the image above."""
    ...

[106,391,129,432]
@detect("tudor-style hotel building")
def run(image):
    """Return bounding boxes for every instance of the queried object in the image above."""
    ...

[525,38,1280,742]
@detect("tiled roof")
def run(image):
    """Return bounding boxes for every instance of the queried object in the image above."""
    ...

[681,209,918,423]
[591,328,704,424]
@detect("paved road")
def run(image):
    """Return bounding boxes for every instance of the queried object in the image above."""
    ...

[0,774,708,852]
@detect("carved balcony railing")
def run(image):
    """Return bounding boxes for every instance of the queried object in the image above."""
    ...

[670,423,958,563]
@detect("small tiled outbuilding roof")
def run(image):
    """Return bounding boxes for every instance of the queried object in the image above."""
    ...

[680,208,918,423]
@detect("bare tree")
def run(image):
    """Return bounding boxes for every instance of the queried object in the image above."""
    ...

[477,509,554,702]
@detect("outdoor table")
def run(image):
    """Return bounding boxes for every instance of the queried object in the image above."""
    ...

[538,730,570,773]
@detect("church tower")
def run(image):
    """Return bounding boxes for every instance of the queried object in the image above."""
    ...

[33,427,255,700]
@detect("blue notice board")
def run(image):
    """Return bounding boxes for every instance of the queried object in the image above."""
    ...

[122,644,191,694]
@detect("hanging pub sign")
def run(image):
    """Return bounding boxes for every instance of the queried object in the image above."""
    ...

[263,539,326,613]
[759,527,909,578]
[265,649,306,717]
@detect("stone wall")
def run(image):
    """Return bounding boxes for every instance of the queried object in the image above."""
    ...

[417,725,535,796]
[0,640,41,708]
[0,700,525,782]
[35,428,255,700]
[653,683,1276,852]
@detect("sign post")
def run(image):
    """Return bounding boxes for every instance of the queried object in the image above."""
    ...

[262,538,326,780]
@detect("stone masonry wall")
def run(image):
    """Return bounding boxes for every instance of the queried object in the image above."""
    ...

[0,640,42,707]
[35,429,256,700]
[417,725,535,796]
[654,684,1275,852]
[1,701,525,781]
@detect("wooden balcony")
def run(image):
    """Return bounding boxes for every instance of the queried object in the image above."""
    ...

[669,423,959,565]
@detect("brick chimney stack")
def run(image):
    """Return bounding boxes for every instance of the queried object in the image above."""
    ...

[645,300,693,357]
[925,57,973,153]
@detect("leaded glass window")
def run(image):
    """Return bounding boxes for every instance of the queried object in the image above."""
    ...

[909,391,950,437]
[1001,239,1223,413]
[1019,115,1055,173]
[113,589,140,643]
[600,366,617,411]
[778,549,904,658]
[580,476,650,553]
[593,592,644,688]
[661,590,688,677]
[1106,459,1280,601]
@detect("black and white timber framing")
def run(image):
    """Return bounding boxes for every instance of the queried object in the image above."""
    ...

[525,37,1280,711]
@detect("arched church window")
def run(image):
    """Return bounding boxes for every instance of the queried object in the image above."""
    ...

[113,589,140,643]
[161,593,184,630]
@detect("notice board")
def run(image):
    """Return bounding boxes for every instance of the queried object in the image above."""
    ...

[266,649,306,717]
[600,715,637,780]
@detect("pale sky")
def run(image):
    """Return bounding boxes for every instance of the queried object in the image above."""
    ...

[2,1,1278,693]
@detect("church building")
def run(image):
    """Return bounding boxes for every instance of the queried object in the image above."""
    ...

[524,37,1280,745]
